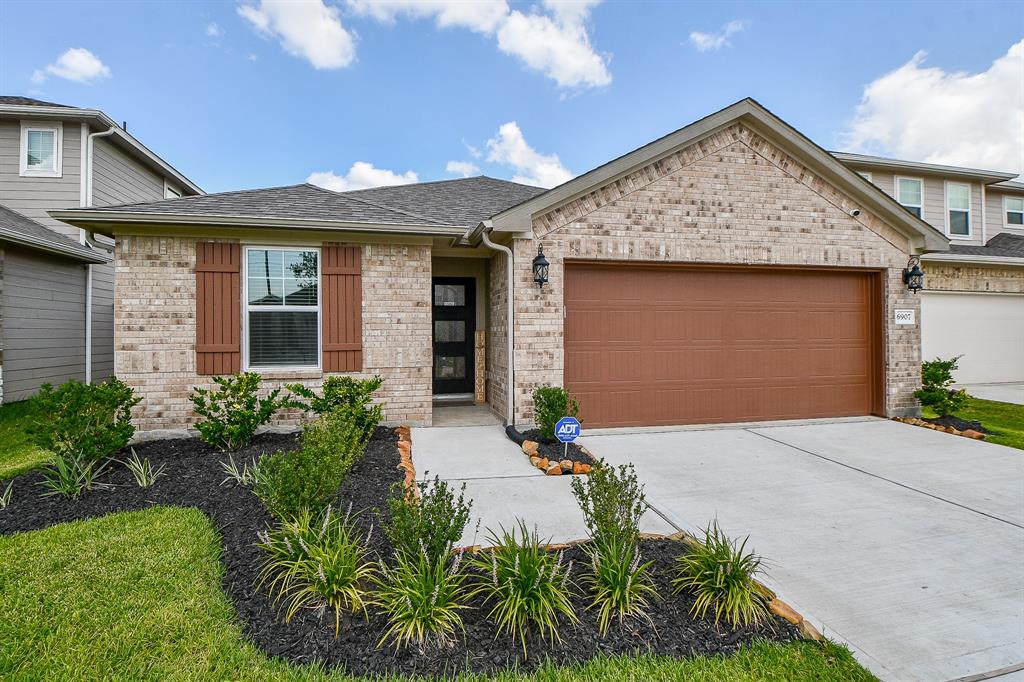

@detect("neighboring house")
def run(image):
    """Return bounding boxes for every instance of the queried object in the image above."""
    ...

[834,154,1024,384]
[0,96,201,403]
[53,98,957,432]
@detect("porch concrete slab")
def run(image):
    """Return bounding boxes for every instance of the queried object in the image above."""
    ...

[579,424,1024,682]
[960,382,1024,405]
[412,425,539,481]
[432,405,503,427]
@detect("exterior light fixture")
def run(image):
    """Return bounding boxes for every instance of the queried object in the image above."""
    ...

[532,247,549,288]
[903,256,924,294]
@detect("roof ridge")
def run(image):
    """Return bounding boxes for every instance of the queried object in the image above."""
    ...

[344,175,544,193]
[305,183,451,226]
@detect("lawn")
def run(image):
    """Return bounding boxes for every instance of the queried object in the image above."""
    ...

[0,506,875,681]
[0,400,49,480]
[923,396,1024,451]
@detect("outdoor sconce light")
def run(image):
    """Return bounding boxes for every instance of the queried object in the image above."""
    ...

[903,255,924,294]
[532,247,550,288]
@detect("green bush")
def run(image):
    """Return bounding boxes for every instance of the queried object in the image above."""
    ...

[189,373,283,451]
[286,375,384,441]
[914,356,969,417]
[257,506,377,637]
[31,378,140,465]
[469,521,577,656]
[254,411,367,520]
[672,521,771,628]
[583,536,657,635]
[531,385,580,442]
[570,460,646,547]
[384,476,472,565]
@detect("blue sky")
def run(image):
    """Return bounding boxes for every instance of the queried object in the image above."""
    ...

[1,1,1021,194]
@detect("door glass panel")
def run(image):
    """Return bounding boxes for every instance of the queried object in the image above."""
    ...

[434,356,466,379]
[434,320,466,343]
[434,284,465,307]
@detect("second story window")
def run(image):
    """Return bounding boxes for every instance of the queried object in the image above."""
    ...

[1006,196,1024,226]
[896,177,923,219]
[19,121,63,178]
[946,182,971,237]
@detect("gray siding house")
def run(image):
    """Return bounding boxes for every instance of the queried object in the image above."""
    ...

[0,96,201,403]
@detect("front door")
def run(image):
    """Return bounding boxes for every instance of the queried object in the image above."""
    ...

[432,277,476,395]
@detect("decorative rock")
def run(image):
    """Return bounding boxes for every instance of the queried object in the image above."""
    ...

[944,426,959,435]
[529,456,541,467]
[753,582,777,600]
[576,463,592,475]
[962,429,985,440]
[545,463,562,476]
[800,619,823,641]
[537,458,549,470]
[769,598,803,625]
[560,459,574,472]
[572,461,587,475]
[522,440,540,457]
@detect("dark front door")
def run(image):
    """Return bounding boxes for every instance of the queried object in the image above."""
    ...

[432,277,476,395]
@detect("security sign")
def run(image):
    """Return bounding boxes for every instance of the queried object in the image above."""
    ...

[555,416,581,443]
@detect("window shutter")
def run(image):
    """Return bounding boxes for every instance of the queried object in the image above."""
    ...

[321,244,362,372]
[195,242,241,375]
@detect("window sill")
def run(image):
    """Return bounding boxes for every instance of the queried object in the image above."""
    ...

[947,234,974,240]
[19,170,62,178]
[249,368,323,381]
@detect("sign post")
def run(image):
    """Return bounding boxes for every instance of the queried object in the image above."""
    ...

[555,416,581,458]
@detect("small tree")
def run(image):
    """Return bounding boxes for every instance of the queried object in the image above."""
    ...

[914,356,969,417]
[531,385,580,442]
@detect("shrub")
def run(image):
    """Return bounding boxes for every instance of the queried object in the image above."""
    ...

[385,476,472,565]
[121,448,165,488]
[374,547,470,651]
[258,505,377,637]
[915,356,969,417]
[286,375,384,441]
[254,411,367,520]
[672,521,771,628]
[583,536,657,635]
[189,373,282,451]
[469,521,577,656]
[38,452,111,499]
[531,385,580,442]
[570,460,646,547]
[31,378,140,465]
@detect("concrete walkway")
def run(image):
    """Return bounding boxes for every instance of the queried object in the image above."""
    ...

[579,418,1024,682]
[960,382,1024,405]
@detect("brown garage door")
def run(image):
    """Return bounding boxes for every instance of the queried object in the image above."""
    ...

[564,264,882,428]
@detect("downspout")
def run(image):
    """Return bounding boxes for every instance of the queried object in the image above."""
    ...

[83,126,117,384]
[480,226,515,426]
[980,182,987,245]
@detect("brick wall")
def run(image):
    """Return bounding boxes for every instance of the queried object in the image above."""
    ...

[924,262,1024,294]
[486,250,509,421]
[512,122,922,424]
[116,235,432,432]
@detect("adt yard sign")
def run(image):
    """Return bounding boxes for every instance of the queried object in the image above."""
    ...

[555,417,581,443]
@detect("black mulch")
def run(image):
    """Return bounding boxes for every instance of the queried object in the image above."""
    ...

[505,426,595,466]
[922,415,989,434]
[1,427,800,678]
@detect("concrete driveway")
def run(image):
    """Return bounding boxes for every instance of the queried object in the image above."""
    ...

[960,382,1024,405]
[580,418,1024,682]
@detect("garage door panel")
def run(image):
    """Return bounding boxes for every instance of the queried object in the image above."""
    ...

[565,264,879,427]
[922,292,1024,384]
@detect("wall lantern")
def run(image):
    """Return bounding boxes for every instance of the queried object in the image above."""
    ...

[903,255,924,294]
[532,247,550,288]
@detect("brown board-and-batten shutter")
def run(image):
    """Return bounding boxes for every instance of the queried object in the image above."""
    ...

[321,244,363,372]
[195,242,241,375]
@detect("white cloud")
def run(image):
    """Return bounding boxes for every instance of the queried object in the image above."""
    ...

[347,0,509,34]
[845,41,1024,177]
[486,121,572,188]
[238,0,356,70]
[446,160,480,177]
[689,19,748,52]
[33,48,111,84]
[464,140,482,158]
[307,162,419,191]
[206,22,224,38]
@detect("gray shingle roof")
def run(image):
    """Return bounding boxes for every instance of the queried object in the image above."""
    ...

[343,176,547,227]
[0,95,72,108]
[0,204,108,263]
[948,232,1024,259]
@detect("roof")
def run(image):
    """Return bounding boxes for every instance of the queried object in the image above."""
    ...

[0,95,72,108]
[831,151,1018,183]
[948,232,1024,259]
[0,204,108,263]
[991,180,1024,193]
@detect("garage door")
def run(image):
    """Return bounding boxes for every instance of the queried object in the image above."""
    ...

[921,292,1024,384]
[564,264,882,428]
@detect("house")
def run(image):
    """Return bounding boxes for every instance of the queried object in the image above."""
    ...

[832,153,1024,385]
[54,98,1005,433]
[0,96,201,403]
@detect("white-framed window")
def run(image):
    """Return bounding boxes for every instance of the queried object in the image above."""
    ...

[19,121,63,177]
[895,176,923,219]
[1005,196,1024,226]
[945,181,972,237]
[163,180,181,199]
[242,246,321,370]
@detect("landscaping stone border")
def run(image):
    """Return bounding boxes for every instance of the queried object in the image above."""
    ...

[395,425,417,495]
[505,425,594,476]
[892,416,986,440]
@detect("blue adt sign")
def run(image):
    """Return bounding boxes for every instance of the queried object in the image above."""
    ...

[555,417,581,443]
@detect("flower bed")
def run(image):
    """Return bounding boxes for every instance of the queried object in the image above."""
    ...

[505,425,596,475]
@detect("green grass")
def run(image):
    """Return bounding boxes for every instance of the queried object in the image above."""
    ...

[923,396,1024,451]
[0,400,48,480]
[0,506,876,681]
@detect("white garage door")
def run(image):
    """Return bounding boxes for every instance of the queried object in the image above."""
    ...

[921,291,1024,383]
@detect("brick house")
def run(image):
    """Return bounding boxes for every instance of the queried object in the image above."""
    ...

[56,98,1007,433]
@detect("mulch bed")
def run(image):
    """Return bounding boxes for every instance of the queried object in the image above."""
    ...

[1,427,800,677]
[505,426,595,466]
[921,415,989,434]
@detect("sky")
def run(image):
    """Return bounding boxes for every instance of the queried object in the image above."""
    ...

[1,1,1021,194]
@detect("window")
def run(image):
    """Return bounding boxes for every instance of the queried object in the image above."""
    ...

[19,121,62,177]
[895,177,923,218]
[946,182,971,237]
[244,247,320,369]
[1006,196,1024,226]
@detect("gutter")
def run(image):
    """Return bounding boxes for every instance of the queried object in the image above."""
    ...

[479,223,515,426]
[0,228,107,263]
[922,253,1024,266]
